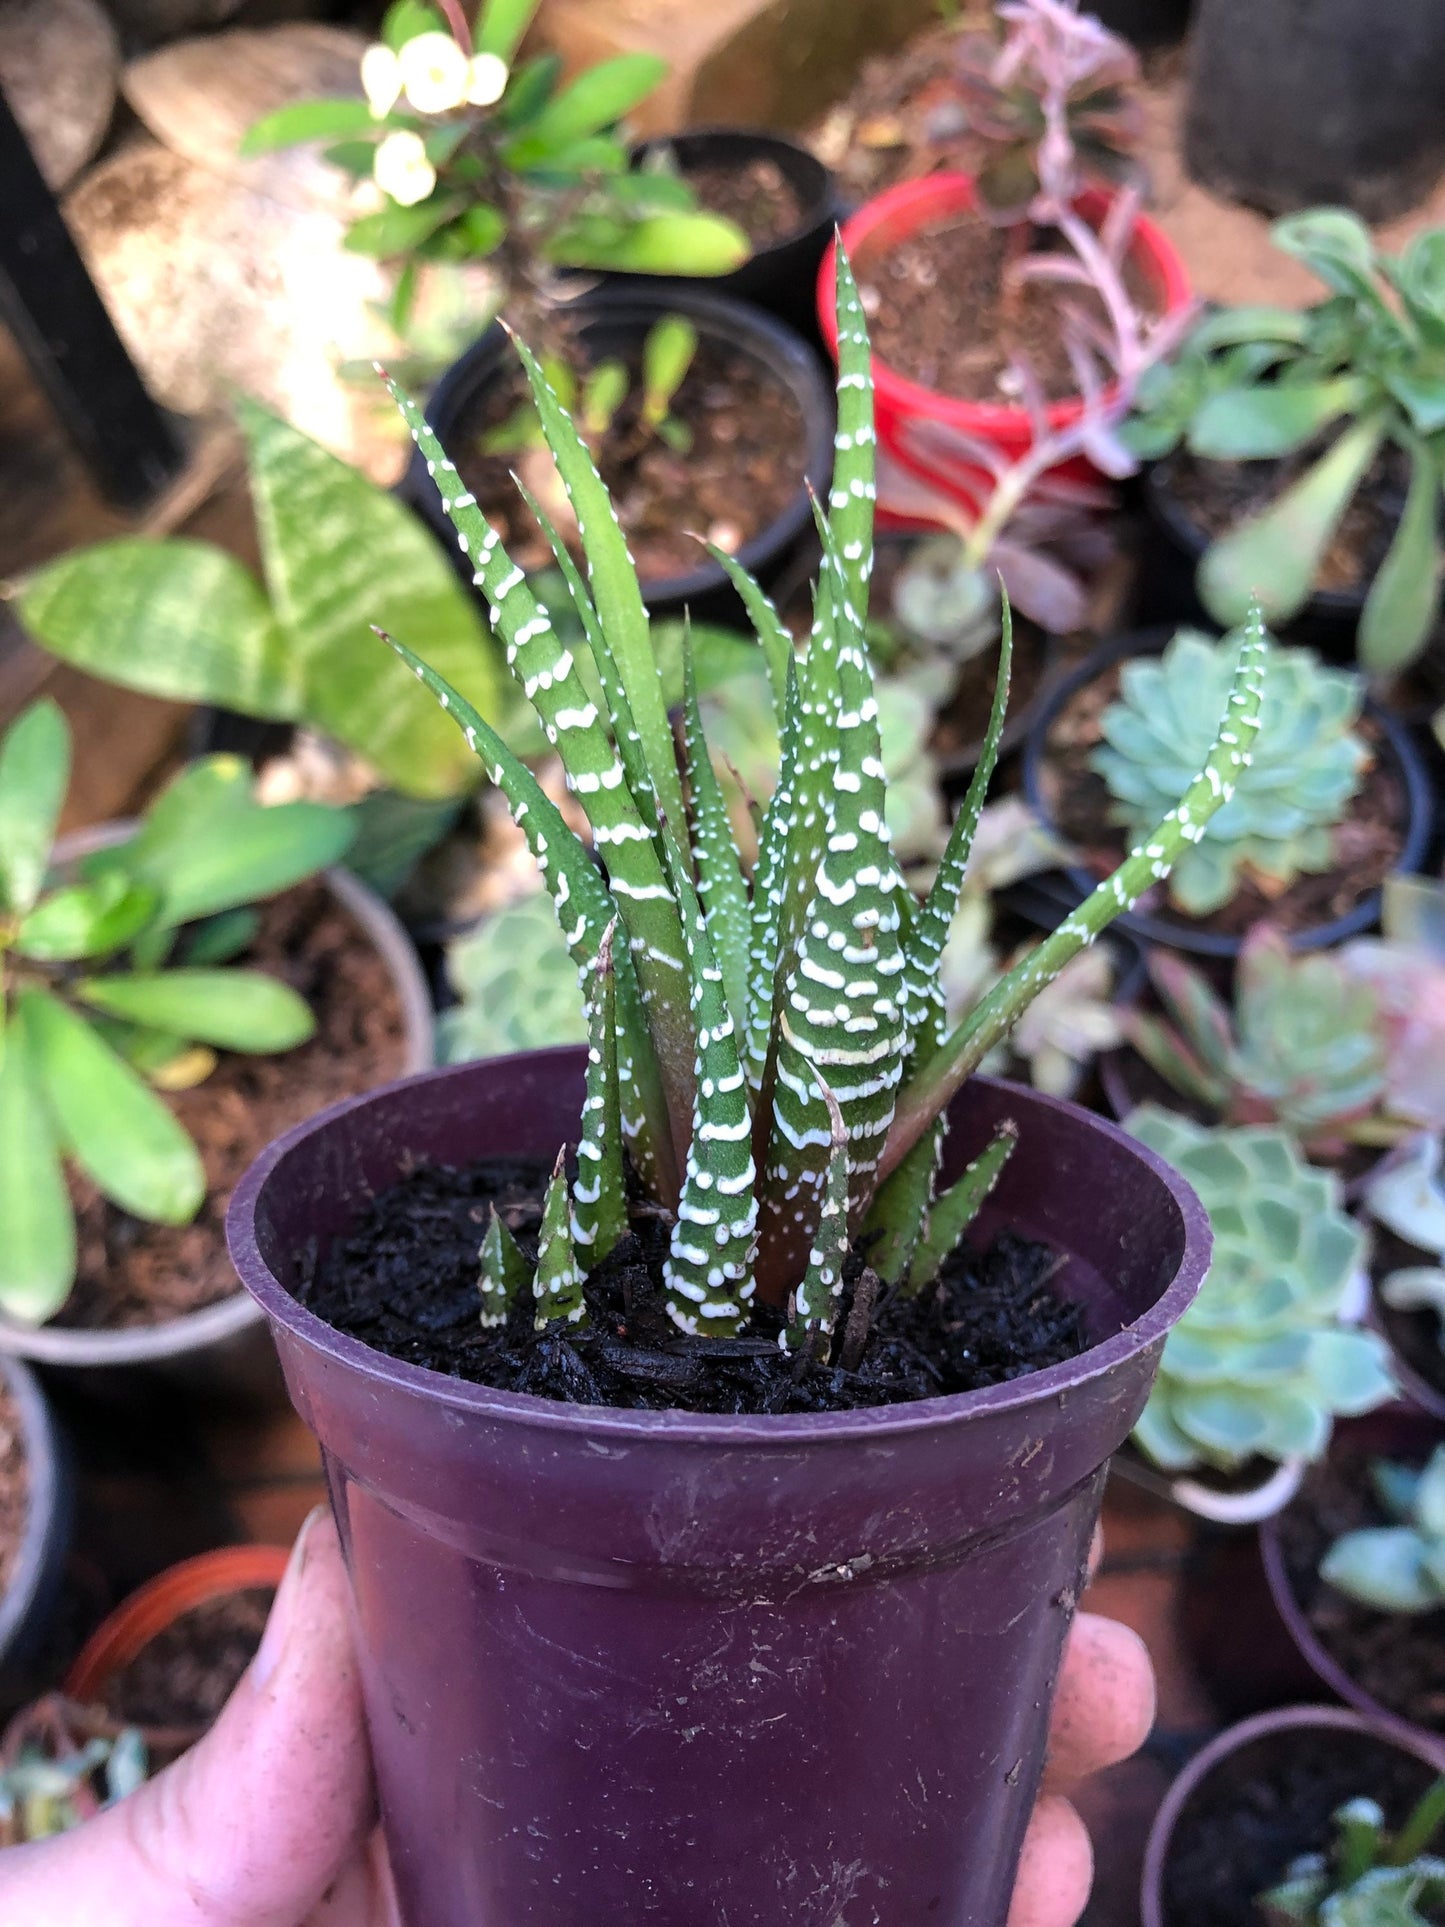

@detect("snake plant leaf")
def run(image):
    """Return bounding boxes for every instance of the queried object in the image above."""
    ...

[1358,439,1442,675]
[1188,377,1366,461]
[744,656,804,1092]
[503,54,667,167]
[909,1120,1019,1291]
[479,1206,532,1329]
[534,1152,585,1327]
[15,873,159,963]
[1198,414,1387,629]
[16,542,300,728]
[21,987,204,1224]
[75,971,315,1054]
[238,397,508,799]
[0,1004,75,1323]
[827,248,878,620]
[570,923,628,1268]
[785,1071,849,1350]
[475,0,538,61]
[682,641,750,1038]
[0,700,70,918]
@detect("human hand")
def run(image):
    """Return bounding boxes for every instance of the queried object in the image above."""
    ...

[0,1512,1152,1927]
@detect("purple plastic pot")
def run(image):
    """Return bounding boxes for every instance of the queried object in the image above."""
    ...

[1259,1408,1445,1753]
[228,1050,1209,1927]
[1141,1704,1445,1927]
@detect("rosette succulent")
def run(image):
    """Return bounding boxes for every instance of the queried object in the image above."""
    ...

[1128,1108,1394,1474]
[1125,925,1393,1153]
[368,255,1265,1349]
[1364,1134,1445,1359]
[1320,1446,1445,1614]
[1092,629,1368,916]
[438,890,587,1064]
[1260,1780,1445,1925]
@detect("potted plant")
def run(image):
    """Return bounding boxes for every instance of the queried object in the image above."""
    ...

[0,1355,69,1686]
[0,708,433,1399]
[1361,1136,1445,1422]
[1119,1107,1396,1524]
[1261,1414,1445,1759]
[1127,212,1445,676]
[0,1698,147,1848]
[1023,626,1433,960]
[818,0,1193,509]
[225,259,1266,1923]
[1140,1705,1445,1927]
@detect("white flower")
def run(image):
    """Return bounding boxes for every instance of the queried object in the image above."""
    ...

[397,30,473,114]
[360,43,402,118]
[466,51,510,106]
[374,130,437,207]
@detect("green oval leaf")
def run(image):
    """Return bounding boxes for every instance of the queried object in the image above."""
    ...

[0,1005,76,1322]
[16,872,160,962]
[21,987,205,1225]
[76,970,316,1054]
[0,700,70,917]
[546,210,748,276]
[504,53,666,165]
[240,98,378,159]
[128,794,355,928]
[1188,377,1363,461]
[475,0,537,61]
[1359,440,1442,675]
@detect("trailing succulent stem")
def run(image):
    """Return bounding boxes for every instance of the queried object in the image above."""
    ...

[383,249,1268,1352]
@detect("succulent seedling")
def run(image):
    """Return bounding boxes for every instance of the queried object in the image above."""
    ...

[1321,1446,1445,1615]
[1259,1778,1445,1924]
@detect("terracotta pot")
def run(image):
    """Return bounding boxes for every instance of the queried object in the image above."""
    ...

[229,1049,1209,1926]
[817,172,1193,512]
[0,1354,71,1681]
[1141,1703,1445,1927]
[0,825,434,1404]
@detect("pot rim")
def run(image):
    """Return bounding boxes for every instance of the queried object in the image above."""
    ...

[0,825,433,1369]
[228,1053,1211,1447]
[0,1354,65,1664]
[1140,1702,1445,1927]
[412,283,837,609]
[1020,626,1437,959]
[817,171,1193,431]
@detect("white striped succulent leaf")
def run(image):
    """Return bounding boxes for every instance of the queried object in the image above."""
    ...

[534,1150,585,1327]
[570,922,628,1268]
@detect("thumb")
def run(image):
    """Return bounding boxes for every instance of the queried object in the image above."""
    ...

[0,1508,377,1927]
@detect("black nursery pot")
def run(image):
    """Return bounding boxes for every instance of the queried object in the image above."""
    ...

[404,285,836,626]
[625,129,845,340]
[1021,628,1435,961]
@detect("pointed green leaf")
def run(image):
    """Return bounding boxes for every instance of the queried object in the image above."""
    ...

[699,545,793,717]
[240,98,378,159]
[0,700,70,917]
[479,1205,532,1328]
[785,1071,849,1349]
[534,1152,585,1327]
[503,54,667,167]
[910,1120,1019,1289]
[16,873,159,963]
[75,970,315,1054]
[1358,439,1441,675]
[571,923,629,1269]
[22,987,204,1224]
[682,640,750,1037]
[826,247,878,621]
[476,0,539,61]
[0,1004,75,1322]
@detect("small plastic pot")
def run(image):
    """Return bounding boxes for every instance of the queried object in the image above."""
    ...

[1021,628,1437,960]
[0,1355,71,1681]
[1111,1439,1308,1526]
[229,1048,1209,1926]
[1259,1408,1445,1755]
[624,129,844,340]
[406,284,836,626]
[0,827,435,1407]
[1369,1273,1445,1424]
[817,173,1193,512]
[1140,1703,1445,1927]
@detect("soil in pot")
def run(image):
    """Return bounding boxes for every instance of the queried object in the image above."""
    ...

[1160,441,1409,599]
[58,882,407,1332]
[0,1385,28,1603]
[448,335,807,585]
[100,1586,274,1731]
[1372,1225,1445,1408]
[1036,660,1408,942]
[858,215,1156,404]
[678,155,807,250]
[299,1155,1087,1416]
[1161,1722,1440,1926]
[1278,1443,1445,1735]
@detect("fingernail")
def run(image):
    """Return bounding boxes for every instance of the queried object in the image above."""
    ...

[252,1505,328,1691]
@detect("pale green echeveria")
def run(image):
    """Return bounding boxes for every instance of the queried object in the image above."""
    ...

[1260,1782,1445,1926]
[1129,1107,1395,1474]
[1093,629,1367,916]
[438,890,588,1065]
[1320,1445,1445,1614]
[1365,1129,1445,1357]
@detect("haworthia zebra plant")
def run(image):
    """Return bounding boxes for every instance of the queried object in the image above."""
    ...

[379,254,1269,1350]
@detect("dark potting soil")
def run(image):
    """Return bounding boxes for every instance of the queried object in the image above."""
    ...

[1161,441,1409,597]
[299,1156,1086,1415]
[0,1385,28,1602]
[1372,1227,1445,1405]
[452,334,807,585]
[682,156,807,250]
[1036,661,1406,941]
[60,883,408,1331]
[860,214,1156,404]
[102,1588,275,1730]
[1279,1444,1445,1734]
[1160,1724,1440,1926]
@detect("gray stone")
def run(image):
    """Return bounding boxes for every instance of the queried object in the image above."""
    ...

[0,0,120,190]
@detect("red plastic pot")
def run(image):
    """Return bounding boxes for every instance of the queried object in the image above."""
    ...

[818,172,1193,512]
[228,1049,1209,1927]
[1140,1704,1445,1927]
